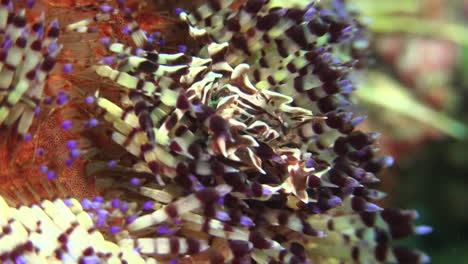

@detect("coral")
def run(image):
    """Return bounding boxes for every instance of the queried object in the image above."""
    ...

[0,0,431,263]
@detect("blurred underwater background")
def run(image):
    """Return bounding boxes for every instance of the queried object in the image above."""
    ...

[352,0,468,263]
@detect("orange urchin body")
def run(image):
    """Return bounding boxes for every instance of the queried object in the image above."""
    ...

[0,101,97,205]
[0,0,172,203]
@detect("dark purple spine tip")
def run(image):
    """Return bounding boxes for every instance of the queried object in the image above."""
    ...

[168,259,179,264]
[122,26,130,35]
[36,148,45,156]
[23,133,32,141]
[88,118,99,127]
[143,201,154,210]
[47,171,56,180]
[57,95,68,105]
[26,0,35,9]
[100,5,113,13]
[65,159,73,167]
[157,225,170,234]
[111,199,121,209]
[62,63,73,73]
[39,165,48,173]
[381,156,394,167]
[327,196,342,207]
[175,8,184,15]
[239,216,254,227]
[108,160,117,168]
[1,0,11,7]
[64,199,72,206]
[109,226,121,234]
[364,202,382,212]
[66,140,77,149]
[415,225,433,235]
[61,120,73,130]
[85,96,95,104]
[100,37,111,45]
[178,45,187,53]
[69,149,81,158]
[126,214,137,224]
[44,96,53,104]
